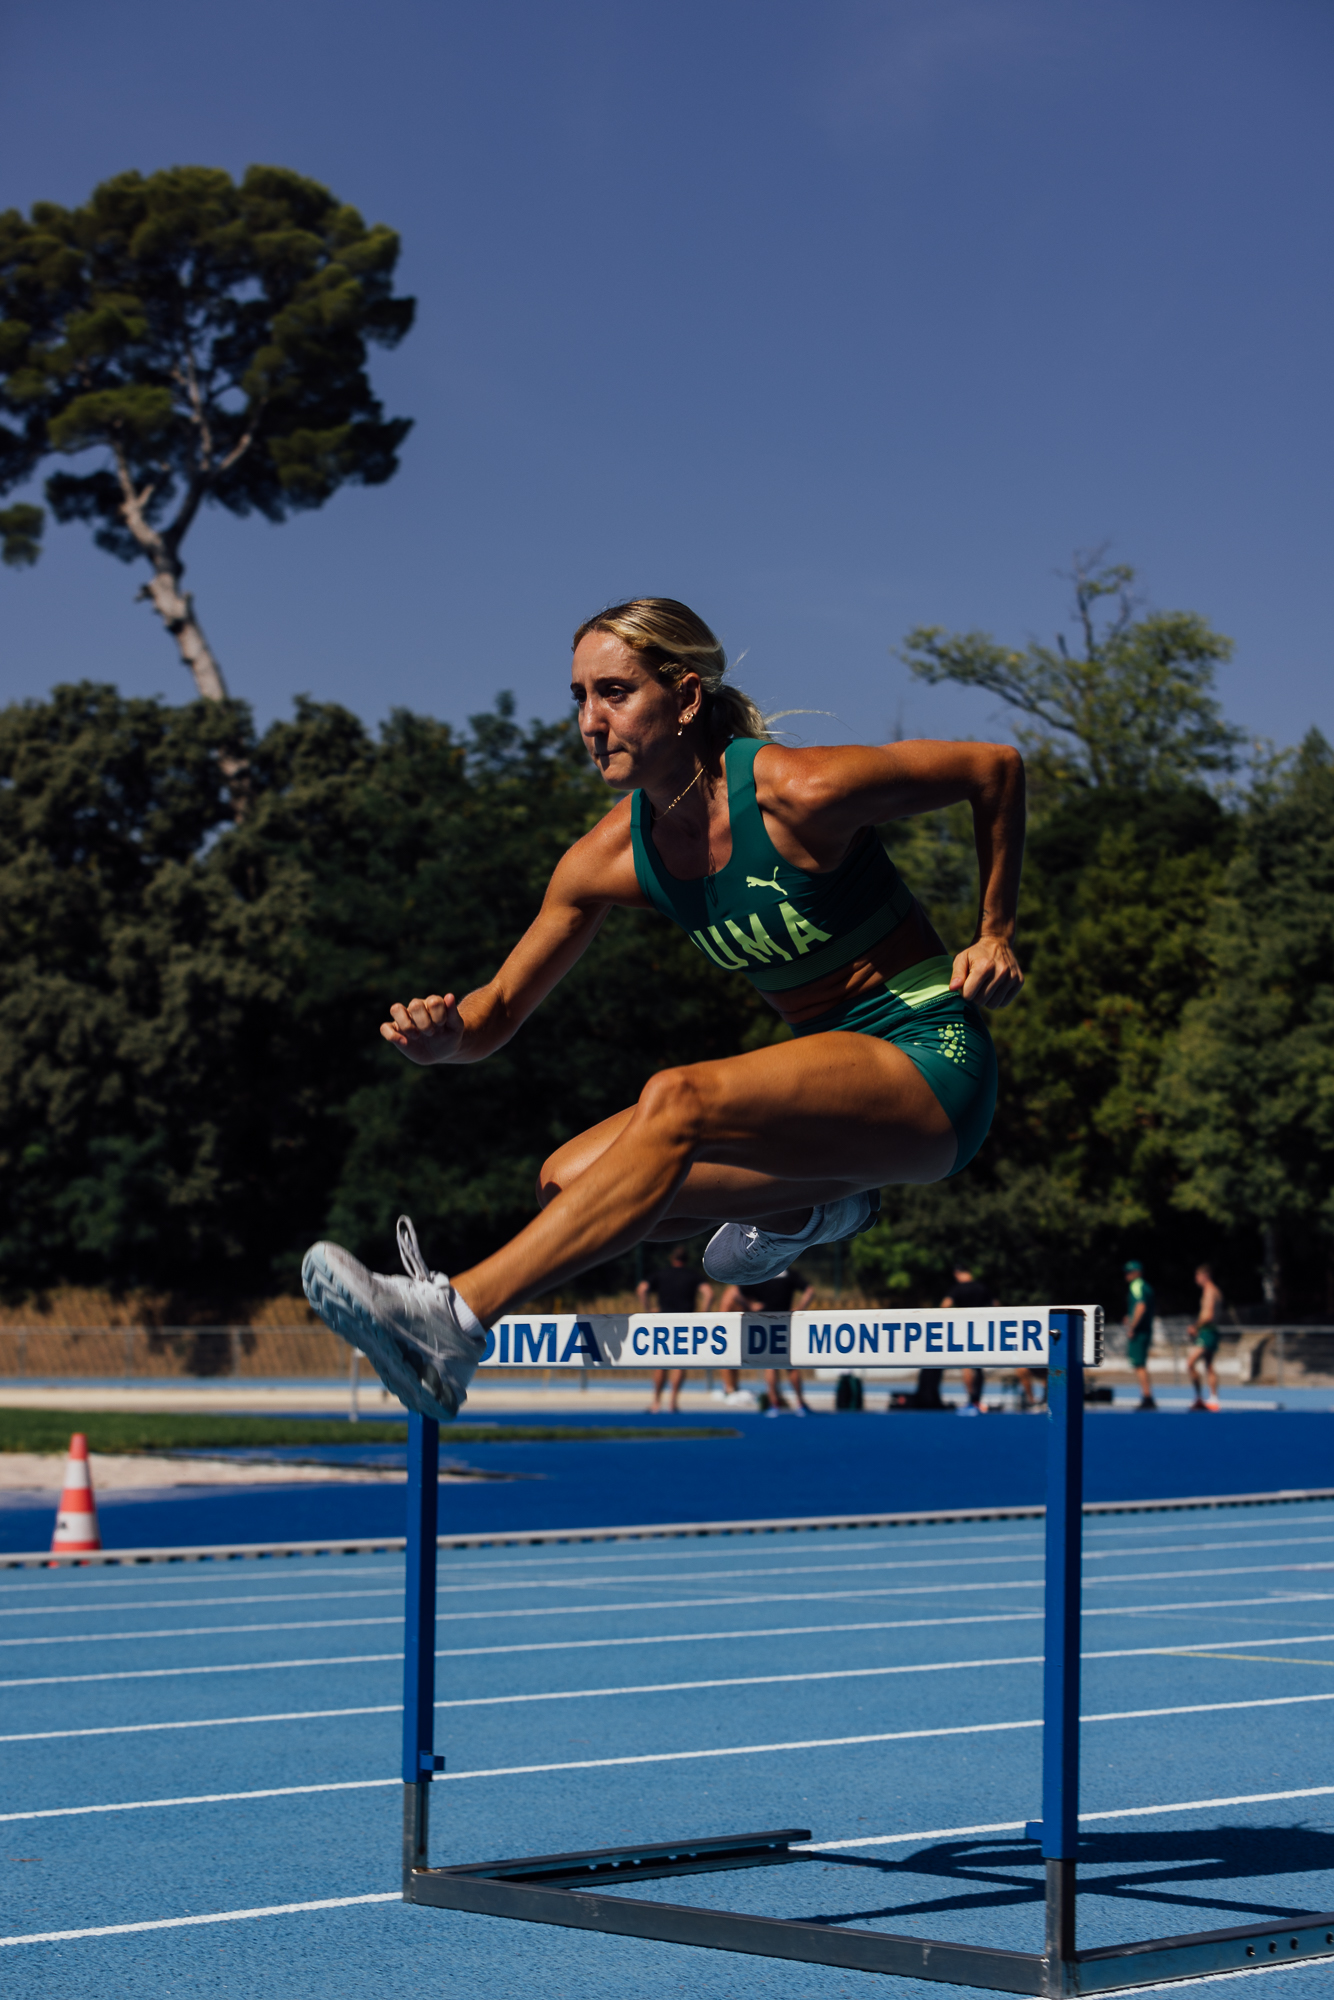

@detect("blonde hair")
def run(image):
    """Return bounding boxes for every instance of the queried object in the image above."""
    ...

[572,597,767,743]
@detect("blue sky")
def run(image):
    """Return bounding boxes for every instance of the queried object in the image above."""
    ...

[1,0,1330,756]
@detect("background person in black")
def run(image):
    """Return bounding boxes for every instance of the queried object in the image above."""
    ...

[719,1268,816,1414]
[636,1243,714,1413]
[941,1261,997,1413]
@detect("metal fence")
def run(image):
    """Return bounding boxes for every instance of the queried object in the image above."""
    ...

[1100,1316,1334,1385]
[0,1324,346,1380]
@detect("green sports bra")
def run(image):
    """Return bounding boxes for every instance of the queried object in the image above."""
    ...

[629,736,914,993]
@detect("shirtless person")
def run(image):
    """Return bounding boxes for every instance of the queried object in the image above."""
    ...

[1187,1263,1224,1412]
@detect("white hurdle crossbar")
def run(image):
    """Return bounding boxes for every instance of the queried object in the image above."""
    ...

[476,1305,1105,1371]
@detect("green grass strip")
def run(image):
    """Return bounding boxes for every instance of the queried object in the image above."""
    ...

[0,1410,736,1454]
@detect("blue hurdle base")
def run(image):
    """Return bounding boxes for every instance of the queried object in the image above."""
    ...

[399,1312,1334,1994]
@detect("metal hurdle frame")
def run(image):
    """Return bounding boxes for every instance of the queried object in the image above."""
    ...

[398,1306,1334,1994]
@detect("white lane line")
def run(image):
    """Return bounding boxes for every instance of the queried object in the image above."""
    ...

[0,1588,402,1619]
[8,1691,1332,1820]
[0,1532,1047,1595]
[424,1535,1334,1591]
[0,1705,402,1742]
[425,1514,1334,1571]
[7,1593,1334,1686]
[7,1783,1334,1956]
[422,1691,1334,1776]
[0,1722,1049,1820]
[455,1519,1334,1570]
[1083,1515,1334,1540]
[0,1559,1047,1610]
[430,1539,1334,1594]
[0,1892,400,1948]
[3,1509,1326,1598]
[0,1616,402,1648]
[16,1536,1318,1614]
[2,1515,1330,1605]
[1086,1536,1334,1561]
[0,1651,403,1689]
[425,1516,1328,1577]
[12,1564,1334,1648]
[809,1784,1334,1849]
[810,1816,1023,1846]
[0,1566,404,1596]
[7,1536,1333,1619]
[0,1778,401,1821]
[10,1633,1333,1742]
[0,1656,1048,1740]
[1084,1691,1334,1722]
[1087,1633,1334,1658]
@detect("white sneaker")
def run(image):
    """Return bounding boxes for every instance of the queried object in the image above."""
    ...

[302,1216,487,1423]
[703,1191,881,1286]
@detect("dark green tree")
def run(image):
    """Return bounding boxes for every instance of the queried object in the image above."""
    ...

[0,166,413,700]
[853,787,1235,1306]
[899,553,1244,790]
[1159,731,1334,1308]
[848,557,1254,1308]
[0,686,768,1302]
[0,682,285,1290]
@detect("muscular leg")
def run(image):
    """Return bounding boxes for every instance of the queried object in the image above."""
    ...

[539,1107,867,1234]
[453,1030,955,1324]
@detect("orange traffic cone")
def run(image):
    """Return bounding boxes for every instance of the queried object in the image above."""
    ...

[51,1433,102,1557]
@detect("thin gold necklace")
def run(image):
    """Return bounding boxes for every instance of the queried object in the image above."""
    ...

[651,762,706,820]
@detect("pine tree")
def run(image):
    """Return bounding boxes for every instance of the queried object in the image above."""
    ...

[0,166,413,700]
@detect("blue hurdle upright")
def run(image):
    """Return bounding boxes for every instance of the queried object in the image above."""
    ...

[397,1307,1334,1994]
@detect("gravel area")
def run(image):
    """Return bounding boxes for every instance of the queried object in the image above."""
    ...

[0,1451,407,1490]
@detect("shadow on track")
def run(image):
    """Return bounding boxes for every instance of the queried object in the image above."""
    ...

[798,1824,1334,1929]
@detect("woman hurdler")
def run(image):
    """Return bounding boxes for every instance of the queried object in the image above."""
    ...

[302,599,1024,1418]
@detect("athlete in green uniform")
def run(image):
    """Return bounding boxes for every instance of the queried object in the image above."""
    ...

[1124,1260,1156,1410]
[301,598,1025,1419]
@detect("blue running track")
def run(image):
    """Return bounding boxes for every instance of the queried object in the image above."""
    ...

[3,1493,1334,1995]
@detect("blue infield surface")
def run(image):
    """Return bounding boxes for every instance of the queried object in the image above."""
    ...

[4,1406,1334,1554]
[3,1494,1334,1996]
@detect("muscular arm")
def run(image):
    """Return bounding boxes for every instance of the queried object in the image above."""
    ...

[756,738,1026,1008]
[382,803,645,1065]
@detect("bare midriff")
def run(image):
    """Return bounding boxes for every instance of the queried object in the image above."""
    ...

[764,900,949,1028]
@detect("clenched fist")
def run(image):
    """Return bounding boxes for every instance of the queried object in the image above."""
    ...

[380,992,466,1065]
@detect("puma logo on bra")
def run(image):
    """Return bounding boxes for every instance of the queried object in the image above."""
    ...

[631,734,911,992]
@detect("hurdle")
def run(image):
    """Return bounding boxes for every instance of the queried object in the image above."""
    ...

[398,1306,1334,1993]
